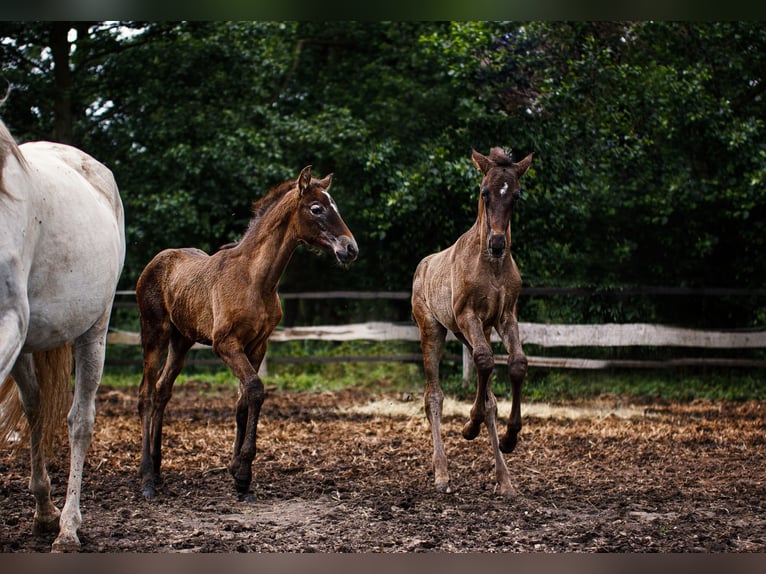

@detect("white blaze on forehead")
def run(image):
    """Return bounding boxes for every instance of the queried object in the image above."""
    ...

[323,190,340,214]
[500,182,509,196]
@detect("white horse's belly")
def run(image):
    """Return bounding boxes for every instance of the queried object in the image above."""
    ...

[16,142,125,352]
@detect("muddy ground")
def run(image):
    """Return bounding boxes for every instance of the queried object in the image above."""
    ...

[1,381,764,553]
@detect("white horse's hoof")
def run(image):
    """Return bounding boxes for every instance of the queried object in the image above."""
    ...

[52,532,81,553]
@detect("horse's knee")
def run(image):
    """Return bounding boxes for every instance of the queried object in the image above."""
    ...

[66,407,96,444]
[424,385,444,419]
[509,355,528,382]
[242,376,266,407]
[473,347,494,374]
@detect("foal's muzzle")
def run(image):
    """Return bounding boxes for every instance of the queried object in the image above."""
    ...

[488,233,506,258]
[335,235,359,265]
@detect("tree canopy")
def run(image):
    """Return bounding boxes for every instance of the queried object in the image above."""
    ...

[1,21,764,327]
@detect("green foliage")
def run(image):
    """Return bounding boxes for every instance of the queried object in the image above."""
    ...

[2,21,765,329]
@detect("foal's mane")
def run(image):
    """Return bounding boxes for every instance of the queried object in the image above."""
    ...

[487,147,515,168]
[250,177,297,225]
[219,177,298,250]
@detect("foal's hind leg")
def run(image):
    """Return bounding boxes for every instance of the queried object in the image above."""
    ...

[417,317,450,493]
[138,304,172,499]
[148,330,194,486]
[138,326,192,499]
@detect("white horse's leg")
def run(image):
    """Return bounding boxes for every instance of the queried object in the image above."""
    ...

[52,313,109,552]
[0,285,28,381]
[10,354,62,534]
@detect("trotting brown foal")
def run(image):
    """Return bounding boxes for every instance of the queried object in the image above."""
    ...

[412,147,532,496]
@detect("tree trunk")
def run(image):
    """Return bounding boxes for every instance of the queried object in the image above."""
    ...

[50,22,73,144]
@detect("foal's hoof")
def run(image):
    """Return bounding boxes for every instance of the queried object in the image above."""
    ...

[498,483,517,499]
[434,480,452,494]
[141,482,157,500]
[232,473,254,501]
[461,420,481,441]
[499,432,518,454]
[237,491,257,503]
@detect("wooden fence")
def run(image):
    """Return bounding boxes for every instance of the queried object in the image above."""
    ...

[107,289,766,375]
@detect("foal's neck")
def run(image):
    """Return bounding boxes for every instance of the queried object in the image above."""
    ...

[230,195,300,294]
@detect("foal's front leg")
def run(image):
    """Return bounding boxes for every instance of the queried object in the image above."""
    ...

[457,316,514,496]
[456,317,495,441]
[215,337,266,500]
[498,312,527,454]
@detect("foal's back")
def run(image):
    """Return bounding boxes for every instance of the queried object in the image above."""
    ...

[136,247,218,343]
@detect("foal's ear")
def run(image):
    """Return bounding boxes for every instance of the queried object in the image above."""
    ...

[515,153,534,177]
[471,149,491,175]
[298,165,313,196]
[317,173,333,189]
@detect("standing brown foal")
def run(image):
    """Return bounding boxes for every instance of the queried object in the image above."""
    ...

[136,166,358,500]
[412,147,532,496]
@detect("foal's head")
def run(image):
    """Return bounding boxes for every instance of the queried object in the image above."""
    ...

[294,165,359,265]
[471,147,533,259]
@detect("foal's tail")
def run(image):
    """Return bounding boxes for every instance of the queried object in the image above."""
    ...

[0,345,72,455]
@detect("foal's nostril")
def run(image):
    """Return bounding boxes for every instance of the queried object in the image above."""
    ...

[336,237,358,264]
[488,233,506,257]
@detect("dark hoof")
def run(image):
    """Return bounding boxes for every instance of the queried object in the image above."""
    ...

[141,482,157,500]
[462,420,481,441]
[238,491,257,503]
[499,432,518,454]
[233,475,252,498]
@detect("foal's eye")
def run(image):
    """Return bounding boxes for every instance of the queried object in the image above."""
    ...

[480,186,490,199]
[310,203,324,215]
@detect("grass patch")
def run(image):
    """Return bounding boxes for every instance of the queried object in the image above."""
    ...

[521,367,766,402]
[102,339,766,402]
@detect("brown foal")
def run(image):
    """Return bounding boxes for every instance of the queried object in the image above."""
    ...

[412,147,533,496]
[136,166,358,500]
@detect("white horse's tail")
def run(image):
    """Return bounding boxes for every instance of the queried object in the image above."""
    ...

[0,345,72,455]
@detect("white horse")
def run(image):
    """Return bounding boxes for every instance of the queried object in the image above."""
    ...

[0,117,125,551]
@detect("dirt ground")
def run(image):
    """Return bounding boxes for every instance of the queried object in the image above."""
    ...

[1,381,765,553]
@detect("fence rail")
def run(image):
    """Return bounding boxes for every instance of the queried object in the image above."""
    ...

[108,289,766,373]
